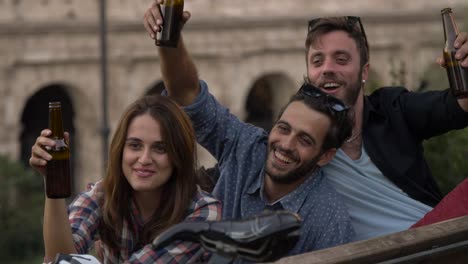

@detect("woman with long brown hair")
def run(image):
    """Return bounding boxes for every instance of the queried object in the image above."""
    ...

[30,95,221,263]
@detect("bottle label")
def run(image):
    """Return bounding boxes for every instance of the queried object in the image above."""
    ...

[45,139,67,152]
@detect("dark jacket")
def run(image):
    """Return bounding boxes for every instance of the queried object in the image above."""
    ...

[363,87,468,207]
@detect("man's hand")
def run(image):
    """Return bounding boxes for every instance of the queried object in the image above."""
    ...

[437,32,468,67]
[437,31,468,111]
[143,0,191,40]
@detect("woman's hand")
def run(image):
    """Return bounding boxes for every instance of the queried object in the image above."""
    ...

[29,129,70,177]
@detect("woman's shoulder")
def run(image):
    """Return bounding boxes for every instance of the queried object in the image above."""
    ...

[193,185,221,206]
[187,186,222,221]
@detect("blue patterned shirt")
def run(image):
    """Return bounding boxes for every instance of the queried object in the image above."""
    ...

[182,81,355,255]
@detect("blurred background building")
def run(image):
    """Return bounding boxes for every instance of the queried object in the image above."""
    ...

[1,0,467,194]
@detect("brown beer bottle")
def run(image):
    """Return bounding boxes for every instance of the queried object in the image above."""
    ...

[441,8,468,98]
[45,101,71,199]
[156,0,184,47]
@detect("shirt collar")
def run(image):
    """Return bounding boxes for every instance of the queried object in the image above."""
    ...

[246,167,325,213]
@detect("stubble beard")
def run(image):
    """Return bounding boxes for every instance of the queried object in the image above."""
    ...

[265,152,322,185]
[307,68,364,107]
[342,69,364,107]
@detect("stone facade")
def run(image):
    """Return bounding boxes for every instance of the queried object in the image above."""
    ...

[1,0,467,192]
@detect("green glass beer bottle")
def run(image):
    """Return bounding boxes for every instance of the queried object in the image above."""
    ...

[441,8,468,98]
[156,0,184,48]
[45,101,71,199]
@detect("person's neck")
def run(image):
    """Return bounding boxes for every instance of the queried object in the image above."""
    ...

[263,172,310,203]
[134,190,161,222]
[341,94,364,160]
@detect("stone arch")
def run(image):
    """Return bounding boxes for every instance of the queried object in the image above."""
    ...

[20,83,76,192]
[244,73,296,132]
[245,78,274,132]
[17,78,100,193]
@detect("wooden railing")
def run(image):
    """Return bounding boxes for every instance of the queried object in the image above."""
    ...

[273,216,468,264]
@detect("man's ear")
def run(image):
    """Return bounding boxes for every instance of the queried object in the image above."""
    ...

[317,148,337,167]
[362,62,370,84]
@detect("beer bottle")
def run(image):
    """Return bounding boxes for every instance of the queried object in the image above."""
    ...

[441,8,468,98]
[155,0,184,48]
[45,101,71,199]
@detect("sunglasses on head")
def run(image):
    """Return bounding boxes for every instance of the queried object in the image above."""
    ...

[308,16,369,52]
[298,83,349,112]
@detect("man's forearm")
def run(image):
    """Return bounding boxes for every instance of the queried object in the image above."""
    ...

[159,36,200,106]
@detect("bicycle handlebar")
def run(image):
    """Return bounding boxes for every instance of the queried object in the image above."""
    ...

[153,210,302,262]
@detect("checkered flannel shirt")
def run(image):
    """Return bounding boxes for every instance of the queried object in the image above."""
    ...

[68,181,221,263]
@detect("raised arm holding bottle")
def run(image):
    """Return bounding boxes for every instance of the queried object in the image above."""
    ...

[143,0,199,106]
[305,10,468,240]
[30,96,221,263]
[144,0,357,257]
[440,8,468,101]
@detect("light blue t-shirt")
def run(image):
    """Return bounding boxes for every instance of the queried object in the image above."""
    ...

[323,146,432,241]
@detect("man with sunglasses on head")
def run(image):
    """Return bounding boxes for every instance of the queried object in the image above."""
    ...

[306,17,468,241]
[143,1,355,256]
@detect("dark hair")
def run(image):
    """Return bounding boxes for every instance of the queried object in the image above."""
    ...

[276,83,353,152]
[306,16,369,67]
[99,95,198,251]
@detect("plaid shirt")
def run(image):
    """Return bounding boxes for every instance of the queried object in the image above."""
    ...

[68,181,221,264]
